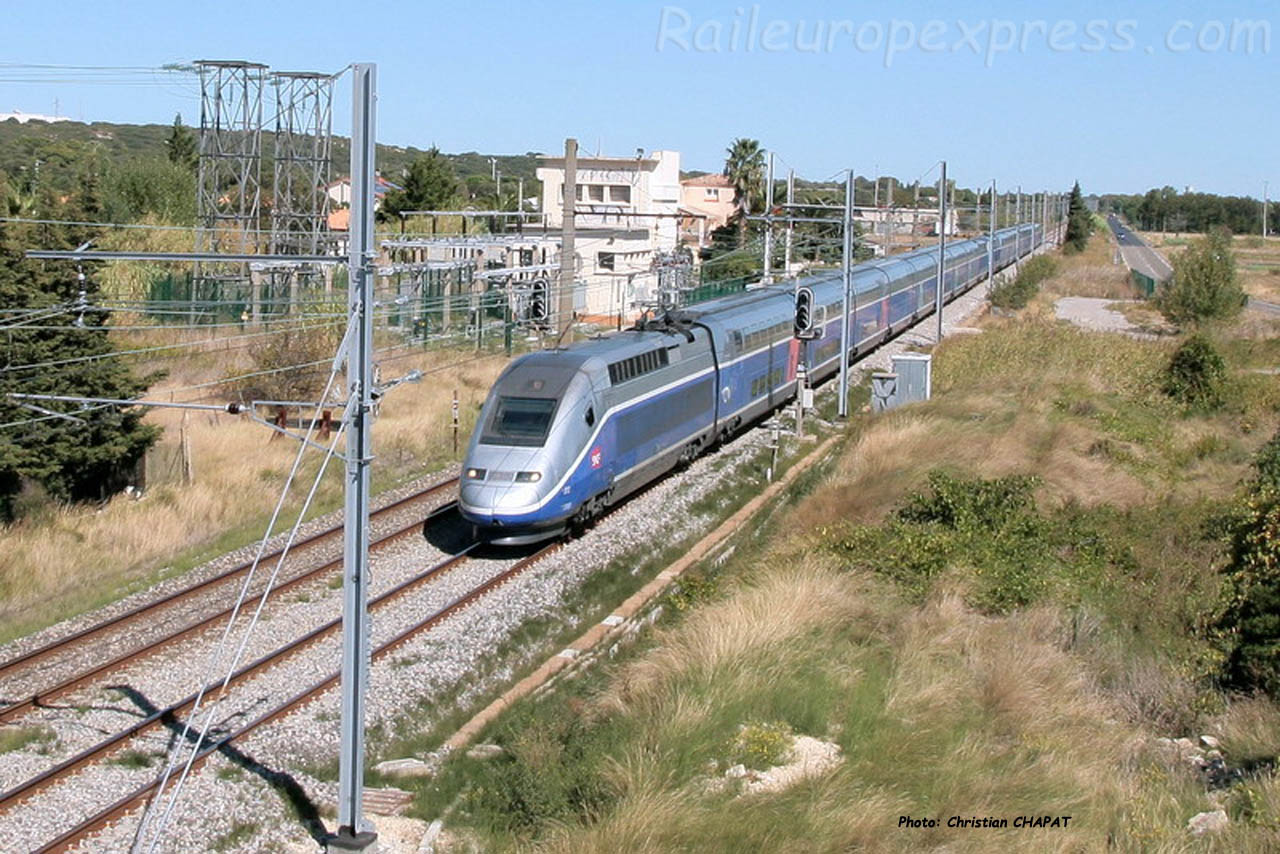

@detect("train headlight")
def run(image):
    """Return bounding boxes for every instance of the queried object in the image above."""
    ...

[515,471,542,483]
[466,468,487,480]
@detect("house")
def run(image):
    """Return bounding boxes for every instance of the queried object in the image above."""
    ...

[325,174,403,209]
[679,174,737,247]
[534,149,683,317]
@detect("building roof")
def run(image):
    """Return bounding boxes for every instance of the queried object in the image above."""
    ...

[681,174,734,188]
[326,175,403,196]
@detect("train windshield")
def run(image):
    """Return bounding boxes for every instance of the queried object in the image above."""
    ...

[481,396,558,447]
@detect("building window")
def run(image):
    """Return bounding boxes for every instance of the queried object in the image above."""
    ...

[588,184,605,203]
[704,188,718,199]
[609,185,631,203]
[598,252,615,271]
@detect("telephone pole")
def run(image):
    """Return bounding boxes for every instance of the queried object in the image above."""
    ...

[558,138,577,332]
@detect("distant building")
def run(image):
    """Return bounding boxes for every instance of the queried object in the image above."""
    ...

[325,174,402,209]
[534,149,683,317]
[679,174,736,248]
[0,110,70,124]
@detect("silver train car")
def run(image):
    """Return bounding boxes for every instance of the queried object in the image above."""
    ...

[459,224,1043,544]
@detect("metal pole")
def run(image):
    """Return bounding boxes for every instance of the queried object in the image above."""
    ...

[334,61,377,854]
[935,160,947,343]
[1016,186,1022,256]
[1264,181,1269,239]
[763,151,774,283]
[784,168,794,276]
[987,179,995,284]
[837,169,853,419]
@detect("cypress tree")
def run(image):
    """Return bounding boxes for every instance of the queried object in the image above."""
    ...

[1064,181,1092,252]
[0,190,159,520]
[165,113,198,171]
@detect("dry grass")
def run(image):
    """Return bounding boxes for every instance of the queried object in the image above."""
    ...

[0,345,507,642]
[527,549,1257,852]
[596,559,877,720]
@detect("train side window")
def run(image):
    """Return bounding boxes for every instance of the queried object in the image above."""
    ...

[585,406,595,427]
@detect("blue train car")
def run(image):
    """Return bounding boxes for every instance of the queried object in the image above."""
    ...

[459,224,1043,543]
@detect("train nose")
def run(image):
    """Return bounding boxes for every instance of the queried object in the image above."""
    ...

[460,478,548,515]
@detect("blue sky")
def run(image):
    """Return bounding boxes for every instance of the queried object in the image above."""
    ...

[2,0,1276,197]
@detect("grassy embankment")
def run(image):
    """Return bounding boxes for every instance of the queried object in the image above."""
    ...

[400,230,1280,852]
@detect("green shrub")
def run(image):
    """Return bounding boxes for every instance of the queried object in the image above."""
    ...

[1162,334,1227,412]
[1216,430,1280,699]
[990,255,1057,309]
[1156,227,1244,327]
[463,709,616,834]
[829,471,1095,614]
[1252,430,1280,490]
[898,470,1041,531]
[729,721,793,770]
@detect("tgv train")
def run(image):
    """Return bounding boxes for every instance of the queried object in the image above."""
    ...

[459,224,1042,544]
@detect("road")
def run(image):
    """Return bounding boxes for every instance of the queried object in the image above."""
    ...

[1106,214,1174,282]
[1107,214,1280,316]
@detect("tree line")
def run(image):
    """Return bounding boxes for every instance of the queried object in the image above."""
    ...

[1102,186,1276,235]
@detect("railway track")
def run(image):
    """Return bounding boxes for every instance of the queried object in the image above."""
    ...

[15,539,559,854]
[0,475,460,719]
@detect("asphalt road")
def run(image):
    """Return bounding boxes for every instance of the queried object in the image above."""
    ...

[1106,214,1174,281]
[1107,214,1280,316]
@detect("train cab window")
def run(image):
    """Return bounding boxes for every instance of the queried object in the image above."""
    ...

[585,406,595,427]
[481,396,558,447]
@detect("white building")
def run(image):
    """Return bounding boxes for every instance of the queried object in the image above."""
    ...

[535,150,682,317]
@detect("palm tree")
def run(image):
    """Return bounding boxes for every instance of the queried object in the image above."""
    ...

[724,138,764,248]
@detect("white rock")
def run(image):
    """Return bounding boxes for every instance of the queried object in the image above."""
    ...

[725,764,748,779]
[417,819,444,854]
[1187,809,1228,836]
[465,743,505,760]
[1200,735,1222,750]
[374,758,435,778]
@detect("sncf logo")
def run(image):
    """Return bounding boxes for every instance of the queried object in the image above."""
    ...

[590,446,603,469]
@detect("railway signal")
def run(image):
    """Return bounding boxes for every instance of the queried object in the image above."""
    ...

[793,286,818,339]
[529,276,548,324]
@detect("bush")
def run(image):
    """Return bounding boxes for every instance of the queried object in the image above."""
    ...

[729,721,793,770]
[1156,227,1244,327]
[221,309,345,405]
[464,709,616,834]
[1215,431,1280,699]
[828,471,1095,614]
[990,255,1057,309]
[898,470,1040,531]
[1161,334,1227,412]
[1252,431,1280,490]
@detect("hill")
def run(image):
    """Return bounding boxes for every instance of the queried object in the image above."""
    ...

[0,117,540,205]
